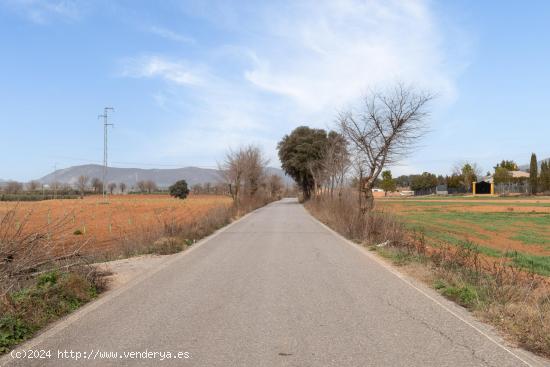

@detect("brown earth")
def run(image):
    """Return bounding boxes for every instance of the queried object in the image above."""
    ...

[0,194,232,253]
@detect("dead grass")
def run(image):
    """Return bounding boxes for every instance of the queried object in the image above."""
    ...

[305,191,550,358]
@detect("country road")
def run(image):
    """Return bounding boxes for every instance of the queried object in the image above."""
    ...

[3,198,547,367]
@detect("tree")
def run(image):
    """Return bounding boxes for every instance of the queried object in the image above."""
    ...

[267,174,283,199]
[530,153,538,194]
[453,162,481,192]
[494,160,518,171]
[108,182,117,194]
[137,180,148,193]
[410,172,438,191]
[379,170,396,195]
[278,126,329,200]
[338,84,432,212]
[4,181,23,194]
[220,148,245,203]
[242,145,269,197]
[169,180,190,199]
[26,180,40,192]
[91,178,103,193]
[493,167,511,185]
[119,182,127,193]
[540,160,550,192]
[145,180,158,193]
[77,175,89,198]
[220,145,268,204]
[323,131,350,198]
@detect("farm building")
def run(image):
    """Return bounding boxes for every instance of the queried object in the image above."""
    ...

[473,180,493,195]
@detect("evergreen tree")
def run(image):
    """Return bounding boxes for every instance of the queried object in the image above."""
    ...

[529,153,538,194]
[380,170,396,194]
[540,160,550,192]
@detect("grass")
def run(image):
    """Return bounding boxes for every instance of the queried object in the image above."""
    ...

[511,230,550,247]
[0,269,105,353]
[506,251,550,276]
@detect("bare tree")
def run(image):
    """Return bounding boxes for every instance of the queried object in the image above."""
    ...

[219,145,268,205]
[77,175,89,198]
[108,182,117,194]
[144,180,157,194]
[5,181,23,194]
[26,180,40,192]
[219,148,245,204]
[322,131,350,198]
[267,174,283,199]
[339,84,432,213]
[118,182,127,193]
[91,178,103,193]
[137,180,147,193]
[243,145,269,197]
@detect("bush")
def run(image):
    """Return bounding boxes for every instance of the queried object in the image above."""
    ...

[169,180,190,200]
[0,268,104,353]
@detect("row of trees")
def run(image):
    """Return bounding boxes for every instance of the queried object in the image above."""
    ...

[279,84,433,212]
[219,145,284,210]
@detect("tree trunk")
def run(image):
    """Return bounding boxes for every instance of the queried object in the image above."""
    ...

[361,181,375,214]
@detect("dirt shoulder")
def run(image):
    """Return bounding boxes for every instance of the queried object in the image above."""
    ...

[96,254,177,290]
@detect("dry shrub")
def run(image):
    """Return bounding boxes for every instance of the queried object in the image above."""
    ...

[305,192,404,245]
[0,206,93,295]
[112,203,236,258]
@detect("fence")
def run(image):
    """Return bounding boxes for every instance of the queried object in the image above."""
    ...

[494,182,530,195]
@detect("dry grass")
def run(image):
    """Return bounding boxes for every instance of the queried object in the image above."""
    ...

[305,191,550,358]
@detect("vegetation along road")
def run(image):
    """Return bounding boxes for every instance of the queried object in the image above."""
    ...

[2,199,546,366]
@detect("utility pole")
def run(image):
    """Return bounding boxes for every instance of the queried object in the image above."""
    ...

[98,107,114,201]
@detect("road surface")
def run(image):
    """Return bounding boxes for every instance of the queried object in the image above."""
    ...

[3,199,547,366]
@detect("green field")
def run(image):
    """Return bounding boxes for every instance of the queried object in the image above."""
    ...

[378,197,550,276]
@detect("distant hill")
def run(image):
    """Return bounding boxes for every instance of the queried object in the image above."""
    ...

[518,157,550,171]
[37,164,292,188]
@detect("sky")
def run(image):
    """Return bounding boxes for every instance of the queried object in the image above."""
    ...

[1,0,549,181]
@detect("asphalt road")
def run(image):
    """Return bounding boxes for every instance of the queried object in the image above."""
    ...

[3,199,547,366]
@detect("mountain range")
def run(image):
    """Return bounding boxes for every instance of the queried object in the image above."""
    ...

[36,164,292,188]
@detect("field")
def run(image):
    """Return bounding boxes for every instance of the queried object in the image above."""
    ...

[0,194,233,255]
[378,196,550,276]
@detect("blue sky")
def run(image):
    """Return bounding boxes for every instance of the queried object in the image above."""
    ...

[1,0,549,181]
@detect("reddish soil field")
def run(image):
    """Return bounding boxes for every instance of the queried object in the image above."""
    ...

[0,194,232,253]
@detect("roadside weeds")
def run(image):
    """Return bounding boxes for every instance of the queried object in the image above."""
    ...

[305,194,550,358]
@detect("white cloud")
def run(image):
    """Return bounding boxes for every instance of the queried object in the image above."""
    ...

[244,0,456,116]
[147,26,195,44]
[119,0,468,169]
[119,56,203,86]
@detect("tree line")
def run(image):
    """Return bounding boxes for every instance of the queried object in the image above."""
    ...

[278,84,433,212]
[277,83,550,207]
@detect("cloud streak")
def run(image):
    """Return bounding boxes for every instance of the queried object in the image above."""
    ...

[147,26,196,44]
[4,0,83,24]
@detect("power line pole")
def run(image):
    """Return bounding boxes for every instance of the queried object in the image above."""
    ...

[98,107,114,201]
